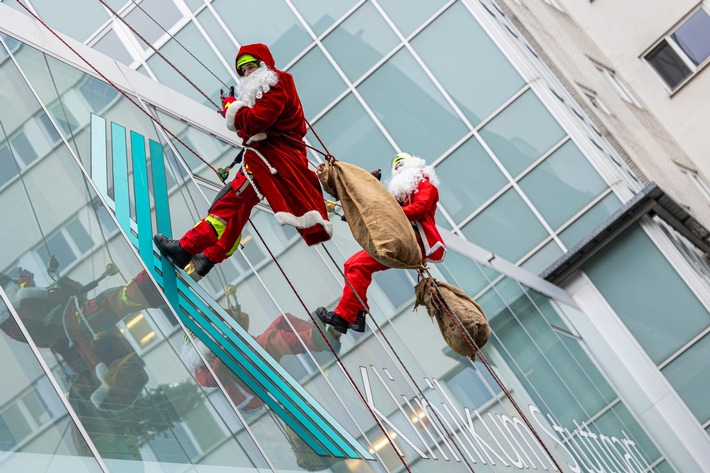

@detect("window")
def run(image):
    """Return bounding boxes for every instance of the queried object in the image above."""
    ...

[543,0,565,12]
[594,63,642,107]
[579,84,610,114]
[35,217,95,272]
[645,7,710,90]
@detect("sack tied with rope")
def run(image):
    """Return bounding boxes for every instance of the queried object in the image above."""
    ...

[414,277,490,357]
[317,160,423,270]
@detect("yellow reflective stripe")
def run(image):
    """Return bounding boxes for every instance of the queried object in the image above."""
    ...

[205,215,227,238]
[225,233,242,257]
[121,283,143,308]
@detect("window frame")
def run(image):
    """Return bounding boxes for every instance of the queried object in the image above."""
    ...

[643,5,710,92]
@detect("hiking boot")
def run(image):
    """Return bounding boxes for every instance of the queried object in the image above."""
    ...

[154,234,192,269]
[315,307,349,334]
[349,310,367,333]
[191,253,215,277]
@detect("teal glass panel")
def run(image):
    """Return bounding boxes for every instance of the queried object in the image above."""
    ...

[462,188,549,263]
[196,8,239,64]
[184,0,205,12]
[584,225,710,363]
[520,240,564,275]
[289,46,347,119]
[308,93,394,171]
[377,0,448,37]
[358,48,468,159]
[435,136,508,224]
[0,300,103,472]
[662,333,710,424]
[322,2,399,82]
[291,0,359,36]
[147,22,229,108]
[32,0,109,42]
[480,90,566,177]
[211,0,312,66]
[412,2,526,126]
[519,140,608,230]
[559,192,622,249]
[92,29,133,66]
[123,0,183,47]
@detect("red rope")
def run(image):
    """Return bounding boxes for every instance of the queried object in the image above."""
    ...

[417,268,564,472]
[248,219,412,472]
[15,0,223,180]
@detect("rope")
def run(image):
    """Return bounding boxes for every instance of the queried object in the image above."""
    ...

[417,268,564,472]
[15,0,222,181]
[247,219,412,472]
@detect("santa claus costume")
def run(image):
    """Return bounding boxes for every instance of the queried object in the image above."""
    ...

[155,43,332,277]
[316,153,446,333]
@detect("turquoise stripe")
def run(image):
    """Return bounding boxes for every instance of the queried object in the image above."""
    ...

[149,139,178,302]
[112,123,130,234]
[90,114,107,198]
[131,132,153,265]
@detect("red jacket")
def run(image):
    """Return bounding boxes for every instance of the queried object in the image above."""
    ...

[400,178,446,263]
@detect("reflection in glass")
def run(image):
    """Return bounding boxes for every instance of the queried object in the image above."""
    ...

[291,0,359,36]
[289,46,347,119]
[377,0,448,37]
[558,191,621,250]
[124,0,183,48]
[662,333,710,425]
[92,29,134,66]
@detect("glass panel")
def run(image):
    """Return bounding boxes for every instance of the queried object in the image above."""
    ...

[412,2,526,126]
[289,46,347,119]
[377,0,448,37]
[211,0,312,66]
[671,8,710,66]
[147,22,228,108]
[559,192,622,249]
[196,8,238,65]
[308,93,394,171]
[583,225,710,363]
[662,333,710,424]
[291,0,359,36]
[91,29,134,66]
[322,2,399,82]
[358,48,468,159]
[520,239,564,275]
[646,40,692,89]
[461,188,549,263]
[31,0,109,42]
[480,90,566,177]
[124,0,183,48]
[519,140,608,230]
[435,136,508,224]
[0,300,103,472]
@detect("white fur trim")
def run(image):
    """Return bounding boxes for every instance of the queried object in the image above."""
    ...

[274,210,333,237]
[225,100,247,132]
[246,132,267,144]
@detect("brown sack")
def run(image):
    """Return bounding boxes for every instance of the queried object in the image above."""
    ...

[414,277,490,357]
[317,161,423,269]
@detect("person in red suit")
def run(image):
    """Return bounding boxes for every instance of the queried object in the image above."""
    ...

[155,43,332,277]
[316,153,446,334]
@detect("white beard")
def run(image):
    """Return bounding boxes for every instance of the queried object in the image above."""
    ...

[237,64,279,107]
[387,157,439,201]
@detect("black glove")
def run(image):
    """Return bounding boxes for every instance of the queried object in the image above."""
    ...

[371,169,382,181]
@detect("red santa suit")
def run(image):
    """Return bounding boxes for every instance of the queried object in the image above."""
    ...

[180,43,332,263]
[334,174,446,324]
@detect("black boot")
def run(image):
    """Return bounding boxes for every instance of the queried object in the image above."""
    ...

[349,310,367,333]
[191,253,215,277]
[315,307,349,334]
[154,234,192,269]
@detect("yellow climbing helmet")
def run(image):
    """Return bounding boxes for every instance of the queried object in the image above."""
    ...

[392,152,414,169]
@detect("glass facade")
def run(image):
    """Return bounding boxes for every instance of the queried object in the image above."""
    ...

[0,1,709,472]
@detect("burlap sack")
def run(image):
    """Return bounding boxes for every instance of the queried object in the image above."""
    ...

[317,161,423,269]
[414,277,490,357]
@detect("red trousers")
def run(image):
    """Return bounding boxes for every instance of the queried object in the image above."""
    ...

[334,249,390,324]
[180,172,260,263]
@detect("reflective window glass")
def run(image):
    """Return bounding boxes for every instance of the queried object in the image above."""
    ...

[196,8,238,65]
[92,28,134,66]
[646,40,692,89]
[32,0,109,41]
[584,225,710,363]
[412,2,525,126]
[289,46,347,119]
[183,0,205,12]
[520,240,563,275]
[377,0,448,37]
[480,90,566,177]
[559,192,621,249]
[358,49,468,159]
[322,2,399,82]
[291,0,359,36]
[211,0,312,66]
[662,333,710,424]
[124,0,183,48]
[0,145,16,188]
[671,8,710,66]
[308,93,394,171]
[519,140,608,230]
[435,136,508,224]
[462,188,549,263]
